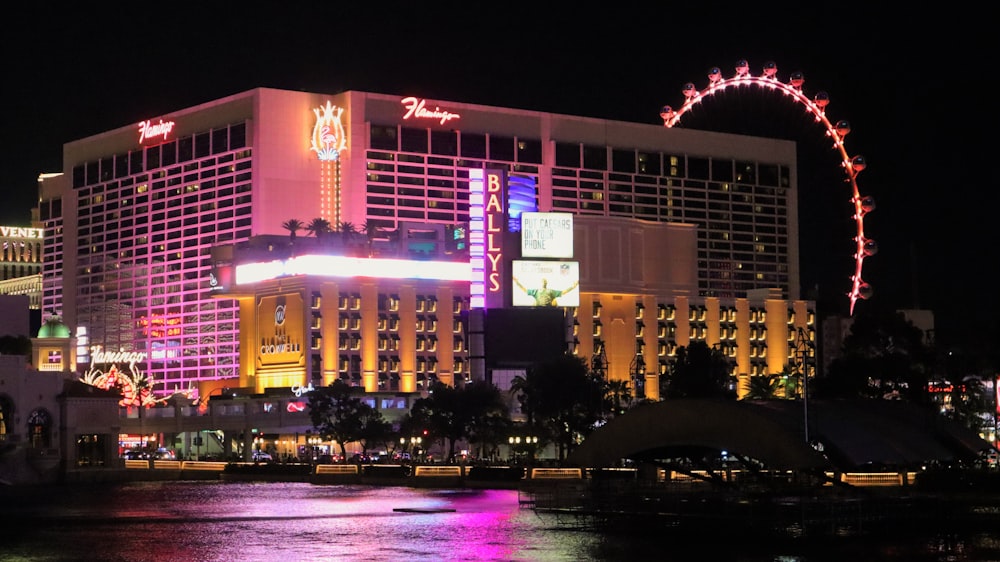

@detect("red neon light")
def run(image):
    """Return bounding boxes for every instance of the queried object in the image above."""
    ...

[662,61,873,315]
[138,119,175,144]
[400,97,460,124]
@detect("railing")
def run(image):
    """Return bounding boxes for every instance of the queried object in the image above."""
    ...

[414,465,463,477]
[529,467,582,479]
[315,464,359,475]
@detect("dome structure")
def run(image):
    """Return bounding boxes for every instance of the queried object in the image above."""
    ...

[37,315,71,339]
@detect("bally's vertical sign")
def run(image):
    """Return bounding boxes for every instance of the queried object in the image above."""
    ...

[257,294,305,368]
[469,168,507,310]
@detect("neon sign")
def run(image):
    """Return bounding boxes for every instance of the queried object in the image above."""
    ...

[291,382,315,397]
[310,101,347,161]
[137,119,175,144]
[400,97,460,124]
[90,345,148,365]
[468,169,506,309]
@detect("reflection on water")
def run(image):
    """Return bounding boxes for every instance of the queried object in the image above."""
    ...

[0,481,998,561]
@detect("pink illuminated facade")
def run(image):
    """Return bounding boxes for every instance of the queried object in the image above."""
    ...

[38,87,813,400]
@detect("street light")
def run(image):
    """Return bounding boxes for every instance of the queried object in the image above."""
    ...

[508,435,538,464]
[308,435,322,461]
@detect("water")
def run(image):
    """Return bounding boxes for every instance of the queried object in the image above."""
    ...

[0,481,997,561]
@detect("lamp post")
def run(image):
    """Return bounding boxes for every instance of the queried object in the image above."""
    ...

[308,435,321,462]
[630,354,646,401]
[508,435,538,464]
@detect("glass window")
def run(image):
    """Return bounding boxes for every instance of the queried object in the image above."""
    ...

[517,138,542,164]
[430,130,457,156]
[371,124,398,151]
[582,145,606,170]
[461,132,486,158]
[489,135,515,161]
[554,142,580,167]
[400,127,428,153]
[612,149,635,173]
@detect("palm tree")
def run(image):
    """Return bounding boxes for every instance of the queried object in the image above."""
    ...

[306,218,333,241]
[282,219,304,243]
[745,375,781,400]
[360,221,381,256]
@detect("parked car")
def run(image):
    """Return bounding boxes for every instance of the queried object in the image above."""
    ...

[252,451,273,462]
[152,448,176,460]
[123,450,149,460]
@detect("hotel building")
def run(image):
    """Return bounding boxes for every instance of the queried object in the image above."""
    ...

[37,87,814,402]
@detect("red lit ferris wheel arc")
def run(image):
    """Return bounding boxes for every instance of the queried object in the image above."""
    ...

[659,61,875,315]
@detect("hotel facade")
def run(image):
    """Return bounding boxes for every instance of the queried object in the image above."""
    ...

[37,87,814,404]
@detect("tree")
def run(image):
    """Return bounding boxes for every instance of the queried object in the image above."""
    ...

[306,217,333,241]
[307,379,376,461]
[282,219,304,243]
[405,380,508,463]
[812,308,935,402]
[356,408,394,457]
[511,353,607,460]
[360,220,381,256]
[744,375,781,400]
[662,341,733,399]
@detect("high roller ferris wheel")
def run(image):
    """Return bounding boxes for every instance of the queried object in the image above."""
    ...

[659,59,875,315]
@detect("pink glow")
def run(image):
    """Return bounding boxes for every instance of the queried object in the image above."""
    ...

[662,62,872,314]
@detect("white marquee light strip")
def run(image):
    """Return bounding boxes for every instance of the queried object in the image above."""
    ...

[236,254,472,285]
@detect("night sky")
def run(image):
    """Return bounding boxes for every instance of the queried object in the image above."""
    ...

[1,5,992,357]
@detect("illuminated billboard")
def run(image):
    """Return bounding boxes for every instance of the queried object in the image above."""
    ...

[520,212,573,258]
[511,260,580,307]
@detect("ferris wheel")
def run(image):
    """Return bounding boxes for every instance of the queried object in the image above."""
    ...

[660,60,875,315]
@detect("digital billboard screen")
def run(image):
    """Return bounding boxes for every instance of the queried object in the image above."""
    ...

[511,260,580,307]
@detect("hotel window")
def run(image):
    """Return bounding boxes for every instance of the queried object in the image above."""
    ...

[350,335,361,350]
[461,132,487,159]
[311,336,321,350]
[582,145,607,170]
[635,303,644,319]
[400,127,428,153]
[378,335,388,351]
[311,313,322,330]
[489,135,515,161]
[389,295,400,312]
[350,294,361,310]
[338,295,349,310]
[555,142,580,168]
[371,124,398,151]
[635,322,644,337]
[593,321,602,337]
[350,314,361,330]
[453,318,462,333]
[339,314,349,330]
[431,130,458,156]
[311,292,321,308]
[453,337,464,352]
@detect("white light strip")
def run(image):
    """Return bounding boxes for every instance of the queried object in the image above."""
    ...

[235,255,472,285]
